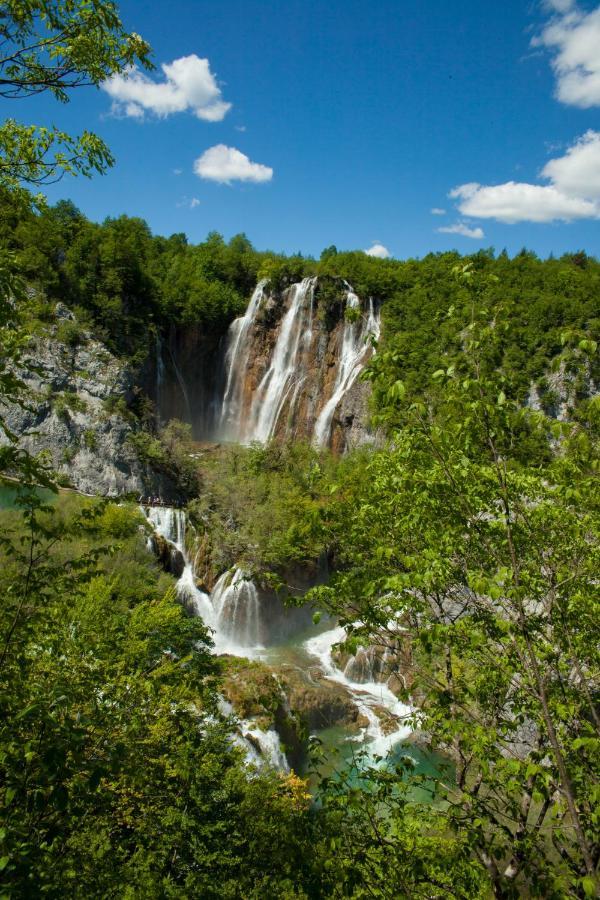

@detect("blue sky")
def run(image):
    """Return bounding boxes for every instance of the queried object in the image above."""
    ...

[31,0,600,258]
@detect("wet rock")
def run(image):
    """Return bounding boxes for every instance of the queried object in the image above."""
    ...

[151,533,185,578]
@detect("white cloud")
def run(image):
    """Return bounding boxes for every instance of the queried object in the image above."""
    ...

[437,222,484,239]
[193,145,273,184]
[533,2,600,108]
[103,54,231,121]
[189,197,200,208]
[449,130,600,223]
[173,168,183,176]
[543,0,575,11]
[364,242,391,258]
[541,129,600,198]
[430,207,446,215]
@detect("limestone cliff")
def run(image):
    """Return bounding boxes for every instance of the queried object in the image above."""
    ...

[0,304,174,497]
[213,276,382,450]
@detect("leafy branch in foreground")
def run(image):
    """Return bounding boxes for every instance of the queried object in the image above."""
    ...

[0,0,151,189]
[310,267,600,897]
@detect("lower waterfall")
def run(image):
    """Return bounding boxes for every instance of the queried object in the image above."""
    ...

[143,505,413,771]
[304,626,412,759]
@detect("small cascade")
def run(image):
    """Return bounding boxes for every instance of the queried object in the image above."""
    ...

[142,507,264,655]
[219,698,289,772]
[304,626,412,759]
[240,724,290,772]
[343,644,391,684]
[144,505,186,552]
[142,505,215,627]
[218,280,267,440]
[211,568,263,654]
[313,292,381,448]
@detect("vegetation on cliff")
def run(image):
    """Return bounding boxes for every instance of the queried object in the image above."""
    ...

[1,2,598,892]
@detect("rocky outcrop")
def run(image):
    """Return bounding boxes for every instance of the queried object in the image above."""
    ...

[526,358,598,422]
[0,304,173,497]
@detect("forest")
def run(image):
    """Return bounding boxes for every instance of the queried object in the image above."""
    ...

[1,1,599,898]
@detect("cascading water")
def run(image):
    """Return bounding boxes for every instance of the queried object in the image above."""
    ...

[143,506,413,770]
[142,508,265,655]
[313,291,381,448]
[245,277,316,443]
[216,277,379,448]
[155,334,165,422]
[304,626,412,759]
[142,506,215,626]
[210,568,263,653]
[218,280,267,440]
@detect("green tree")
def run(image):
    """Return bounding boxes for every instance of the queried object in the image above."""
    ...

[0,0,151,189]
[309,267,600,897]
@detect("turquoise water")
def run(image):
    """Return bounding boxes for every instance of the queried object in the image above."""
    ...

[258,619,453,802]
[0,484,56,509]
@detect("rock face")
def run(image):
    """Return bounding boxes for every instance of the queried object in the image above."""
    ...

[0,306,172,497]
[143,277,382,452]
[214,277,381,451]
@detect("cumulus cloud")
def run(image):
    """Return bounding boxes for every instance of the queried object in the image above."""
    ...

[437,222,484,239]
[533,2,600,108]
[541,128,600,198]
[431,207,446,215]
[449,130,600,223]
[103,54,231,121]
[364,242,391,258]
[193,145,273,184]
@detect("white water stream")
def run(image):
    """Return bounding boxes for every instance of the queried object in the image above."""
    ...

[143,504,411,770]
[217,277,380,447]
[313,291,381,447]
[304,626,412,758]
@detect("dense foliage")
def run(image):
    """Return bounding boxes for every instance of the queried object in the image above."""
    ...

[0,493,328,898]
[2,190,598,422]
[303,269,600,898]
[1,3,598,887]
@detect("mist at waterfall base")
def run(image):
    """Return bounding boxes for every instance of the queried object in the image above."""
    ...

[143,505,426,781]
[154,277,381,449]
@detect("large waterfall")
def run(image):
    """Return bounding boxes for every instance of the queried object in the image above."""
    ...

[313,288,380,447]
[216,277,380,447]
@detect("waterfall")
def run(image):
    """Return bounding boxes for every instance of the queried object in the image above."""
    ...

[167,342,194,425]
[211,568,263,653]
[304,626,412,759]
[218,280,267,440]
[245,277,316,443]
[142,507,264,655]
[216,276,379,447]
[219,698,290,772]
[313,292,381,448]
[155,333,165,421]
[142,505,215,627]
